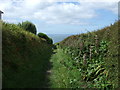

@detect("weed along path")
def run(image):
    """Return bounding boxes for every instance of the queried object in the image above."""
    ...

[48,39,115,88]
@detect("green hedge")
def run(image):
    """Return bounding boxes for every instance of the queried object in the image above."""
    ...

[38,33,53,44]
[2,21,53,88]
[51,21,119,88]
[18,21,37,34]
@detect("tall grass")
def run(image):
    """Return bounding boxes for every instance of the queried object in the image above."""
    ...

[2,21,53,88]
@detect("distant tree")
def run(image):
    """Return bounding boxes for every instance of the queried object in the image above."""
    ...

[38,33,53,44]
[18,21,37,34]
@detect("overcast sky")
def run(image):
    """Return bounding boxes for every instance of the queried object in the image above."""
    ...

[0,0,119,34]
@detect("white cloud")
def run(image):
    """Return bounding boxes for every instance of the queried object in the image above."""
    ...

[33,3,96,24]
[0,0,118,25]
[81,2,118,14]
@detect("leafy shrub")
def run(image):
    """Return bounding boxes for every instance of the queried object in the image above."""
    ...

[51,40,110,88]
[18,21,37,34]
[50,21,119,88]
[38,33,53,44]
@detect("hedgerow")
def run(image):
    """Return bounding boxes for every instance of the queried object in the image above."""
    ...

[2,21,53,88]
[50,21,119,89]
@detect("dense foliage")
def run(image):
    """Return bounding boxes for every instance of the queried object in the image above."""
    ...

[2,19,119,88]
[50,21,119,89]
[18,21,37,34]
[38,33,53,44]
[2,21,53,88]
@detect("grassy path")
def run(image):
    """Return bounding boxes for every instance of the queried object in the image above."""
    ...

[48,48,80,88]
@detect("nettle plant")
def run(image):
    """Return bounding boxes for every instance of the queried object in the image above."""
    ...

[62,39,112,88]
